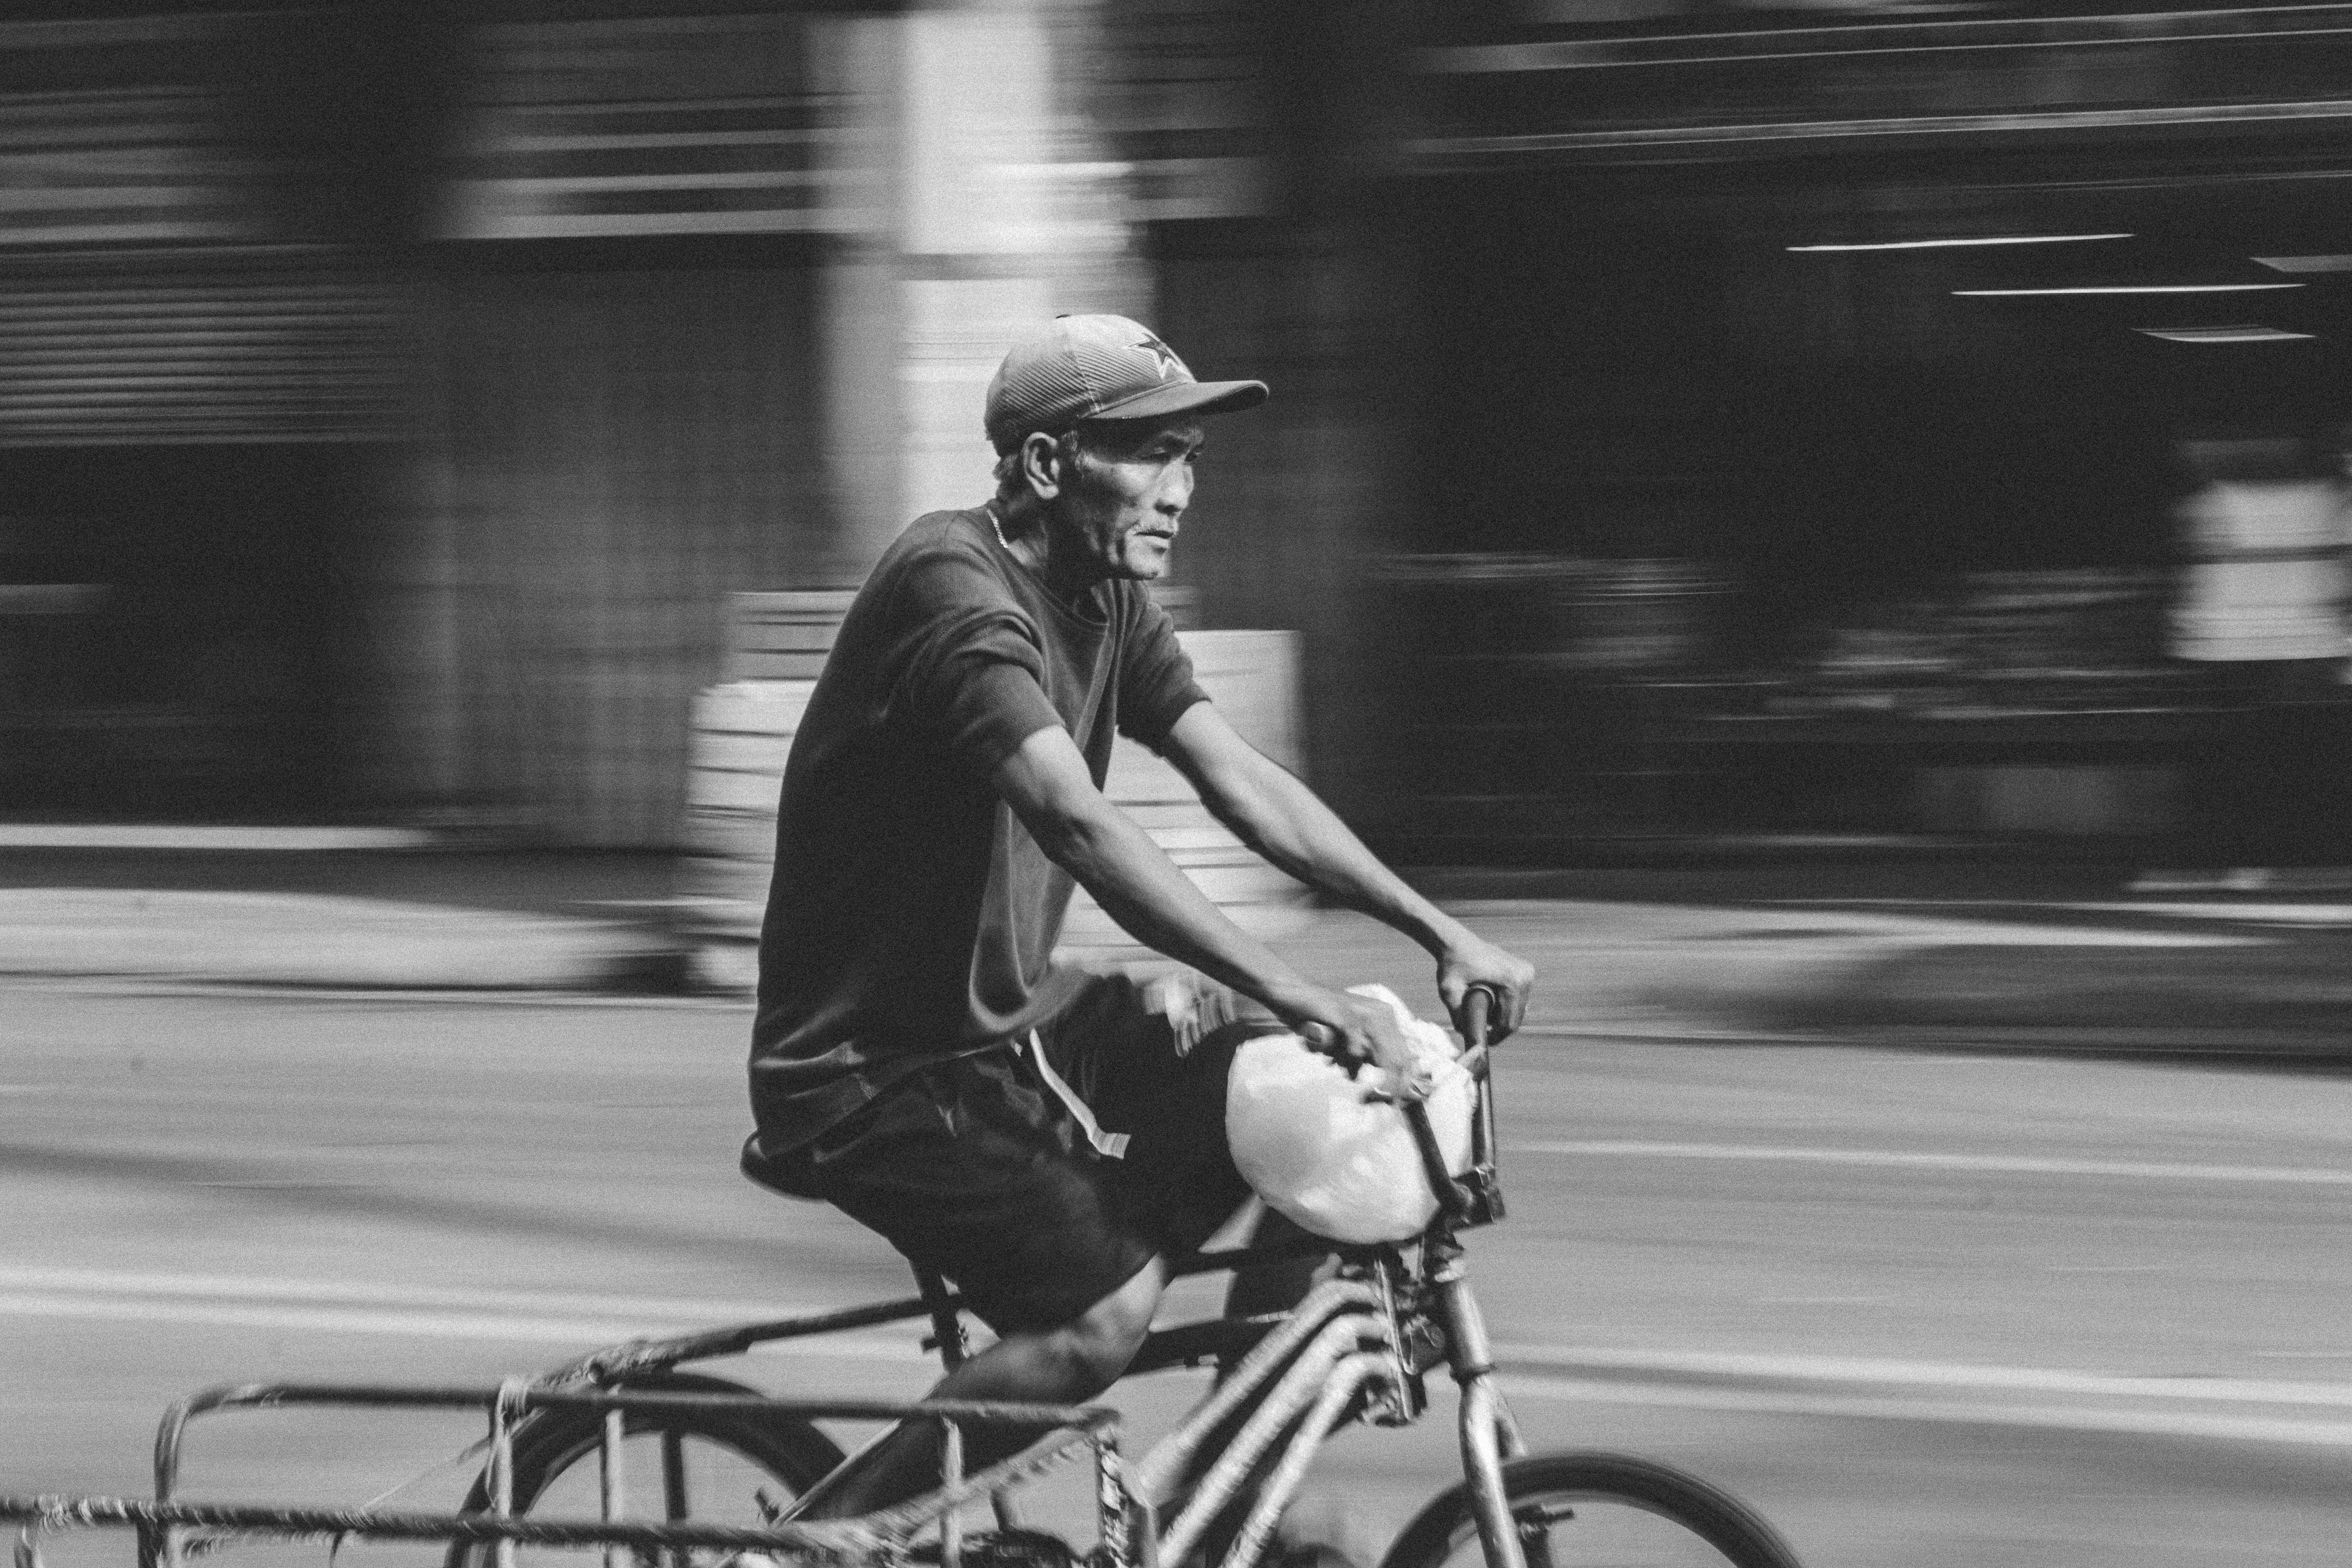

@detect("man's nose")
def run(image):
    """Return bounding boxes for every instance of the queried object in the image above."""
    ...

[1157,465,1192,515]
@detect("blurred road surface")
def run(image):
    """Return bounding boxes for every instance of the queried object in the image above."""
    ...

[4,977,2349,1568]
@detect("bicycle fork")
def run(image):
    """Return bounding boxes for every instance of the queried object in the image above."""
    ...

[1433,1267,1529,1568]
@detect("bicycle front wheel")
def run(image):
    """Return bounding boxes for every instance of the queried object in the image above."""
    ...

[444,1370,846,1568]
[1381,1452,1802,1568]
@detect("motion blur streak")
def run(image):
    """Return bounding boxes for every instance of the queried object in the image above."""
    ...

[1518,1140,2352,1184]
[13,4,2352,1566]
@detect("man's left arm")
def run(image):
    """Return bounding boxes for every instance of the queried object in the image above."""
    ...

[1157,701,1535,1038]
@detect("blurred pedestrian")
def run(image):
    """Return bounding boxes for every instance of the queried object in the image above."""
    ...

[2168,431,2352,871]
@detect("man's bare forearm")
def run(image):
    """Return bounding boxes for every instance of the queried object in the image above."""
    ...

[1030,795,1329,1020]
[995,722,1451,1060]
[1202,750,1469,958]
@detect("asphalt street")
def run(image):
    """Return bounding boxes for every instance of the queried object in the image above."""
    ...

[4,976,2350,1568]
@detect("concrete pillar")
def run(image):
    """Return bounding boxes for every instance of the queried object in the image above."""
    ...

[809,0,1145,585]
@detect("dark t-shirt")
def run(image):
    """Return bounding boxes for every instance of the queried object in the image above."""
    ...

[748,507,1209,1150]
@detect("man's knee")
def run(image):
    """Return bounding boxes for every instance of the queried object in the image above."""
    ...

[1047,1260,1165,1393]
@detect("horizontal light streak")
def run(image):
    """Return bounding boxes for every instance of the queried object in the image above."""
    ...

[16,1263,2352,1444]
[1498,1376,2352,1448]
[1790,233,2130,252]
[2138,326,2316,343]
[1954,283,2303,296]
[1498,1341,2352,1408]
[0,824,434,850]
[1414,98,2352,165]
[2254,255,2352,272]
[1520,1139,2352,1185]
[1435,6,2352,74]
[0,1291,929,1361]
[0,1267,931,1361]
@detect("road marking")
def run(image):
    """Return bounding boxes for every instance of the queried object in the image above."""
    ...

[1517,1140,2352,1185]
[12,978,750,1011]
[0,1292,931,1363]
[0,1267,935,1361]
[2046,1264,2168,1273]
[0,825,436,851]
[1492,1343,2352,1408]
[1496,1376,2352,1448]
[0,1265,816,1322]
[2072,901,2352,926]
[16,1268,2352,1446]
[1784,894,2352,929]
[20,1267,2352,1402]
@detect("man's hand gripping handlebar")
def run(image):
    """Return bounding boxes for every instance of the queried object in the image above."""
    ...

[1289,986,1438,1099]
[1293,982,1504,1102]
[1407,984,1497,1221]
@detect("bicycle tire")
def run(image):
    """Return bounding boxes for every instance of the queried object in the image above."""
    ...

[443,1370,847,1568]
[1380,1451,1802,1568]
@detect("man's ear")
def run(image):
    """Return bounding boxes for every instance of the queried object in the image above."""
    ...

[1019,431,1065,500]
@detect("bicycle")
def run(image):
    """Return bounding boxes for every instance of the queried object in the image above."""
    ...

[3,990,1802,1568]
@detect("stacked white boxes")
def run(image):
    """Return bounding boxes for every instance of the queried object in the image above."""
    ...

[678,594,1309,986]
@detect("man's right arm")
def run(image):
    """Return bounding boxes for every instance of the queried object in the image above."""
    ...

[993,724,1421,1075]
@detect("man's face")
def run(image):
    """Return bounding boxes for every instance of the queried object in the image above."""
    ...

[1046,418,1205,582]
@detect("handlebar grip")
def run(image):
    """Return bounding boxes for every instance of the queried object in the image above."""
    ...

[1463,985,1495,1049]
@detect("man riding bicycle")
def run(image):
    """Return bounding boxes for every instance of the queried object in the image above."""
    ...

[742,314,1535,1530]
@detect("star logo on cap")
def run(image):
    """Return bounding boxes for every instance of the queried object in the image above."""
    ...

[1133,335,1184,379]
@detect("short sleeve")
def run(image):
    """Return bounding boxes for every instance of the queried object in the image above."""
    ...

[1118,591,1209,752]
[895,555,1066,777]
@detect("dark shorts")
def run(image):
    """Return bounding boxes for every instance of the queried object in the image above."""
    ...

[744,969,1282,1335]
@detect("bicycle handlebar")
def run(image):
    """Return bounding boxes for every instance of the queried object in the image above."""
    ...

[1401,987,1501,1225]
[1308,985,1505,1230]
[1461,985,1495,1050]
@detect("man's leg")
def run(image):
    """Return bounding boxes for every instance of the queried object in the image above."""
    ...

[1052,976,1361,1568]
[751,1043,1178,1523]
[1050,975,1330,1329]
[791,1258,1168,1521]
[1220,1205,1327,1326]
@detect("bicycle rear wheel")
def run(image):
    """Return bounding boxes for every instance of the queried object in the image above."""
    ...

[1381,1452,1801,1568]
[444,1370,846,1568]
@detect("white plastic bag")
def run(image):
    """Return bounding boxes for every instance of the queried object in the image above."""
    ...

[1224,984,1475,1244]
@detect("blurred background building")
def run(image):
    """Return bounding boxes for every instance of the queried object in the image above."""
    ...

[5,0,2352,866]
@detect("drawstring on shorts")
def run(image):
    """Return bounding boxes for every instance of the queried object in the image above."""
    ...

[1016,1028,1131,1159]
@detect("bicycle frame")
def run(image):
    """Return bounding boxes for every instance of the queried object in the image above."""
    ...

[5,993,1527,1568]
[1114,988,1524,1568]
[1408,992,1534,1568]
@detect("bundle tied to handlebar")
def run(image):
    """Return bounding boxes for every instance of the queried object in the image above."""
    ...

[1225,985,1483,1246]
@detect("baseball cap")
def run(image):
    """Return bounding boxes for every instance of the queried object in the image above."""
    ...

[984,314,1268,454]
